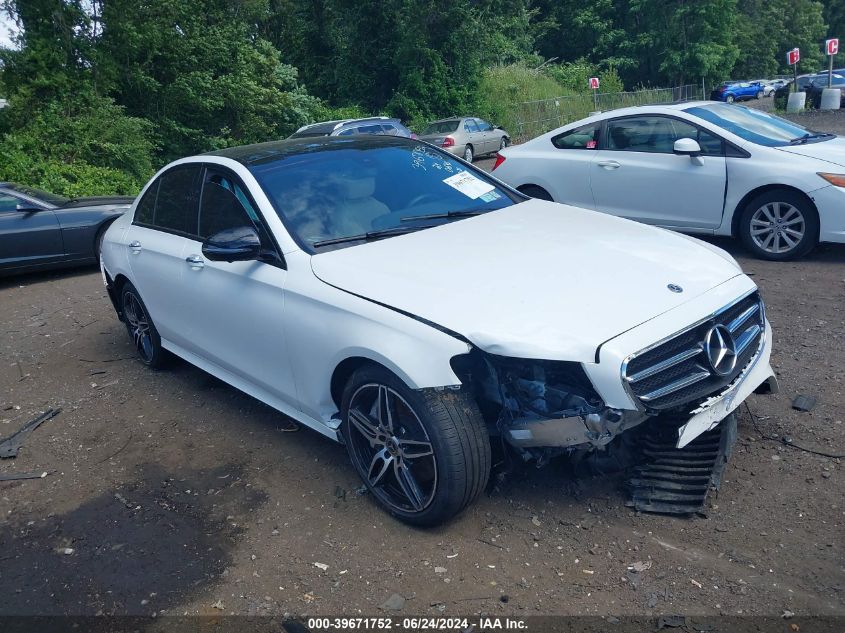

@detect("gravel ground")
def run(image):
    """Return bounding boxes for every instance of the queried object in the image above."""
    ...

[0,110,843,621]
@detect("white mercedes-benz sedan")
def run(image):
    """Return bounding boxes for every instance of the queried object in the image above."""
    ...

[100,136,776,525]
[492,102,845,260]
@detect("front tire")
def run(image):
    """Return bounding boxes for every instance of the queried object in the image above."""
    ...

[738,190,818,261]
[726,94,735,103]
[341,365,490,526]
[463,145,474,162]
[120,282,168,368]
[756,90,763,100]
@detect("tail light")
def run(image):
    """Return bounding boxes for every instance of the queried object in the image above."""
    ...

[492,154,506,171]
[441,136,455,147]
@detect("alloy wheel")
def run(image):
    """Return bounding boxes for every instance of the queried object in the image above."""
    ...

[123,291,154,363]
[464,146,473,162]
[749,202,805,255]
[346,384,437,513]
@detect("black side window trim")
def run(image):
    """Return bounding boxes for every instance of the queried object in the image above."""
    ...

[197,163,287,269]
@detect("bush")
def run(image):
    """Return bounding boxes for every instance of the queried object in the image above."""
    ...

[0,93,155,197]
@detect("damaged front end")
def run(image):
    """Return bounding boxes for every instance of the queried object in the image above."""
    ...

[451,350,649,464]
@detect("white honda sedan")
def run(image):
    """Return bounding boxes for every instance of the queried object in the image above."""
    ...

[100,136,776,525]
[493,102,845,260]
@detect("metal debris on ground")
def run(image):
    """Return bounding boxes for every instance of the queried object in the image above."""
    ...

[627,413,736,515]
[791,395,817,412]
[0,470,49,481]
[0,408,61,459]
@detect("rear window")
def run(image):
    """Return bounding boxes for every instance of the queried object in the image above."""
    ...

[423,121,460,134]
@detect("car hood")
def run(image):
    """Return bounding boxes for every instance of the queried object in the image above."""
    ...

[310,200,744,363]
[776,138,845,167]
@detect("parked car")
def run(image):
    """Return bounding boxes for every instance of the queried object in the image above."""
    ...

[772,73,843,108]
[418,117,510,162]
[289,117,414,139]
[100,135,776,525]
[804,75,845,108]
[710,81,764,102]
[492,102,845,260]
[0,183,132,276]
[750,80,776,97]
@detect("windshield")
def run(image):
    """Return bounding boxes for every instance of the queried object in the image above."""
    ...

[685,104,833,147]
[4,183,69,206]
[249,139,517,251]
[423,120,460,135]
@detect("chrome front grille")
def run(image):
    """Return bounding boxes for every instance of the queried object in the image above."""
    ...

[623,292,765,411]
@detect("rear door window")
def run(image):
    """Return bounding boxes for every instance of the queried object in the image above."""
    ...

[551,123,600,149]
[151,165,203,235]
[464,119,479,133]
[134,181,158,225]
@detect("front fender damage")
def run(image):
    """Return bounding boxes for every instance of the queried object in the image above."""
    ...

[450,350,649,462]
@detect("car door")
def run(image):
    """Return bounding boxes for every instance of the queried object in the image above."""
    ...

[474,118,494,153]
[463,118,482,154]
[178,166,299,409]
[125,165,202,346]
[543,121,602,209]
[589,115,727,228]
[0,193,64,272]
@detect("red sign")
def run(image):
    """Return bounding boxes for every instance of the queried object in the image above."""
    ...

[589,77,600,90]
[787,48,800,65]
[827,39,839,56]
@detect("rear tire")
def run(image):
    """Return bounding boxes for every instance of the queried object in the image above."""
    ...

[517,185,553,201]
[726,94,735,103]
[341,365,490,526]
[738,189,818,261]
[756,90,763,100]
[499,137,508,151]
[463,145,474,163]
[120,282,169,368]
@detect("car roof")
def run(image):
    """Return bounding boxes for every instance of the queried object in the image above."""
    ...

[294,116,395,135]
[204,135,418,167]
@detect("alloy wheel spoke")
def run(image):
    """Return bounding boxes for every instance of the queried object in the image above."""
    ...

[394,461,425,511]
[780,232,797,248]
[761,231,775,250]
[377,386,394,433]
[368,448,393,487]
[398,438,434,459]
[781,206,799,223]
[348,408,381,447]
[760,205,776,223]
[784,227,803,239]
[750,226,772,236]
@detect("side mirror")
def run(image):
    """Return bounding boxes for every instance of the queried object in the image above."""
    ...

[673,138,702,157]
[16,203,43,213]
[202,226,262,263]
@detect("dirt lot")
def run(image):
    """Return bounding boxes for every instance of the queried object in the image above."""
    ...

[1,111,844,621]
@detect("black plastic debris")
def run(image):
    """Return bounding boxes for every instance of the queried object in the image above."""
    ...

[791,394,817,412]
[627,413,737,515]
[0,408,61,458]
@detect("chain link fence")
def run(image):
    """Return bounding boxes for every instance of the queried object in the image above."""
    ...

[513,84,704,141]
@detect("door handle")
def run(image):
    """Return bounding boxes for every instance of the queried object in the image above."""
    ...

[597,160,621,169]
[185,255,204,268]
[128,240,142,252]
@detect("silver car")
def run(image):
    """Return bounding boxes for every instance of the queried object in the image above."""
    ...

[419,117,510,162]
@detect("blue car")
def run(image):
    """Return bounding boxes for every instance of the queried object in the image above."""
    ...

[710,81,765,103]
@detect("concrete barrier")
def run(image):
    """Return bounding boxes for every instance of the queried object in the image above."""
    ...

[786,92,806,113]
[820,88,842,111]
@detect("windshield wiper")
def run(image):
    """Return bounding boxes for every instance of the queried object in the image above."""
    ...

[312,225,433,248]
[400,209,487,222]
[789,132,835,145]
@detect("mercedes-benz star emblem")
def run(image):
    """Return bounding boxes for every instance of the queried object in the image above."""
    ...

[667,284,683,293]
[704,324,737,376]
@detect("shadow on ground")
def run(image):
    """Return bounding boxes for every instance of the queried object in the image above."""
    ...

[0,463,267,615]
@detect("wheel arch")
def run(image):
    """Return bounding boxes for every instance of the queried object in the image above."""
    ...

[730,184,820,240]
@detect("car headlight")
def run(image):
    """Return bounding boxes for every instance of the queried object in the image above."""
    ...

[818,173,845,188]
